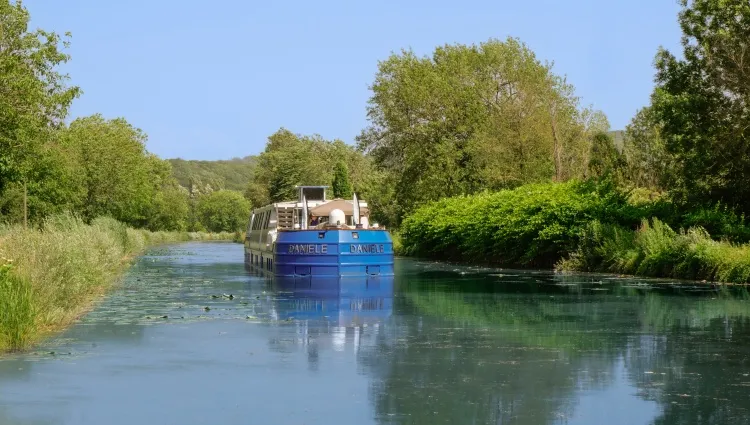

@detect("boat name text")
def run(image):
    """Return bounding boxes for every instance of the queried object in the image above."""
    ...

[288,244,328,254]
[350,244,385,254]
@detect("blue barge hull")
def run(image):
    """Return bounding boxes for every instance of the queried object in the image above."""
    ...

[245,229,394,277]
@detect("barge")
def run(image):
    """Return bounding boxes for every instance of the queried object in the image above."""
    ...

[244,186,394,277]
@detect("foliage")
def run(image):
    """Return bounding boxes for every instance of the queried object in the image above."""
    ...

[195,190,251,232]
[0,139,84,222]
[331,161,353,199]
[646,0,750,211]
[254,129,338,202]
[253,128,381,206]
[586,132,624,181]
[561,218,750,284]
[60,115,161,226]
[243,181,270,210]
[144,180,190,231]
[358,37,608,222]
[400,181,644,267]
[622,108,670,190]
[0,213,233,352]
[0,0,80,193]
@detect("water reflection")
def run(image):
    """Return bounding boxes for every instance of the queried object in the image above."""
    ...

[1,244,750,424]
[377,260,750,424]
[259,276,393,372]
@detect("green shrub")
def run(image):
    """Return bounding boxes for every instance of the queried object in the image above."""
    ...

[678,203,750,243]
[561,218,750,283]
[401,180,647,267]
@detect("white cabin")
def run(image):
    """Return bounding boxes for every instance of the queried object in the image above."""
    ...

[244,186,372,254]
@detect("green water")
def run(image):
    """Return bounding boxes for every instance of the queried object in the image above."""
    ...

[1,242,750,424]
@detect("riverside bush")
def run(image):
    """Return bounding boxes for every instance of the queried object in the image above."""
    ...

[561,218,750,283]
[399,179,750,275]
[400,181,649,267]
[0,213,233,352]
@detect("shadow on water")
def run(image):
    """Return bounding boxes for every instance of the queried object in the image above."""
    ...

[2,244,750,424]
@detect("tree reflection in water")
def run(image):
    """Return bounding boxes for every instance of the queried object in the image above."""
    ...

[355,260,750,425]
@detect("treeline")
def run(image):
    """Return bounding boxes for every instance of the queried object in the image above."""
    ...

[400,0,750,282]
[169,156,256,193]
[0,2,250,232]
[5,0,749,267]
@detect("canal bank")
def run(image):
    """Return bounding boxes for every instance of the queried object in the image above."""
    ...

[0,216,233,353]
[399,181,750,284]
[1,242,750,424]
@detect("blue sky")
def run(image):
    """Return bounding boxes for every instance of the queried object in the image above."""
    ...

[26,0,682,160]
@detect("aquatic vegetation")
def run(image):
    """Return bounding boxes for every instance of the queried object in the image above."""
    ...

[0,213,233,352]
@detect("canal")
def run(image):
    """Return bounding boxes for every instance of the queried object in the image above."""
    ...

[1,242,750,424]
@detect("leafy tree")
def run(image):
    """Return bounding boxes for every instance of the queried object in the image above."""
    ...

[647,0,750,210]
[61,114,171,227]
[144,172,190,231]
[0,1,79,192]
[253,128,377,203]
[622,107,670,190]
[358,37,606,221]
[196,190,251,232]
[587,132,623,181]
[331,161,353,198]
[243,181,270,208]
[253,129,331,202]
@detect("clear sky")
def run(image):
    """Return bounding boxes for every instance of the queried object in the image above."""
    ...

[25,0,683,160]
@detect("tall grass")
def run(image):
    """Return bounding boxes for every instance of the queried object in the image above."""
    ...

[0,214,233,352]
[560,218,750,283]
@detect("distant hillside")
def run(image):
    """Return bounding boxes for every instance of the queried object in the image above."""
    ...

[168,156,257,193]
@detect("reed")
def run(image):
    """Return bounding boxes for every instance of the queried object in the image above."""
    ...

[0,213,233,352]
[560,218,750,283]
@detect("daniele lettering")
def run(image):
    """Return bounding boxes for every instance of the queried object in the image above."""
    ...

[349,244,385,254]
[287,244,328,254]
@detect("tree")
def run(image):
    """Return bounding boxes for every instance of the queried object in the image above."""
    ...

[0,138,85,223]
[252,128,376,203]
[646,0,750,210]
[61,114,174,227]
[622,107,670,190]
[0,1,79,193]
[331,161,353,198]
[586,132,623,181]
[144,171,190,232]
[244,181,270,208]
[196,190,251,232]
[253,129,331,202]
[357,37,605,221]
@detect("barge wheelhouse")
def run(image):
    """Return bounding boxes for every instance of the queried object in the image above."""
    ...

[244,186,394,277]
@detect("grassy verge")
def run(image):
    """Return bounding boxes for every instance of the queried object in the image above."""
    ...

[559,218,750,284]
[0,214,233,352]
